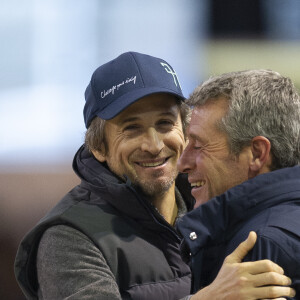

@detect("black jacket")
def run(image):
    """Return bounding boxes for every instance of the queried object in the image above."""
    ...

[15,145,194,299]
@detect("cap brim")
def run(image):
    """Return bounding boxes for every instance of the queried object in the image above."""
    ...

[95,87,185,120]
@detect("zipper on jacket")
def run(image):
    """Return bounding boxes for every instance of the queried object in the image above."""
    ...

[126,183,182,242]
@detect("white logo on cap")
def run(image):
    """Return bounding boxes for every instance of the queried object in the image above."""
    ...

[101,75,137,99]
[160,62,181,89]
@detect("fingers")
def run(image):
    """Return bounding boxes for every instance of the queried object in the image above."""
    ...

[251,272,291,287]
[225,231,257,264]
[240,259,284,275]
[224,232,284,276]
[253,286,296,299]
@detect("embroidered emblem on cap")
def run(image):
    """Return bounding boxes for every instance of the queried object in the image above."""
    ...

[160,62,181,89]
[189,232,197,240]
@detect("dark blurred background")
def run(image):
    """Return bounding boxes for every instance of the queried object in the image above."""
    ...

[1,0,300,298]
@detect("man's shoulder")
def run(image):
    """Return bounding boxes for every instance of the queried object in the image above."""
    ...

[236,203,300,273]
[229,201,300,264]
[253,201,300,241]
[250,225,300,281]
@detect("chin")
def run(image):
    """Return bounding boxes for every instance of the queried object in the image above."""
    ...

[138,179,174,196]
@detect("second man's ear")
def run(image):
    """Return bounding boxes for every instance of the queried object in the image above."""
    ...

[248,136,272,177]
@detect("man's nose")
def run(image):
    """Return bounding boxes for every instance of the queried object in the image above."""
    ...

[177,145,194,173]
[140,128,164,154]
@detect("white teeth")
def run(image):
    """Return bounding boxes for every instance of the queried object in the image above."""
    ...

[139,160,165,167]
[191,181,205,187]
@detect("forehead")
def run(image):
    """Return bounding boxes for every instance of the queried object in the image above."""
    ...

[188,97,228,136]
[112,93,180,124]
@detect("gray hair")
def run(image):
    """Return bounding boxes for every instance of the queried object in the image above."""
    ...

[188,69,300,170]
[85,98,191,153]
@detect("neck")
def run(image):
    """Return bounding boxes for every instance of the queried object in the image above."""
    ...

[151,183,178,225]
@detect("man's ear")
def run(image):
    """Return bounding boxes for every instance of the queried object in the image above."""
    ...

[91,148,106,163]
[249,136,272,178]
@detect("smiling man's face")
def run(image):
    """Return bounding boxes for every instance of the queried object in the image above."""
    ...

[97,93,185,198]
[177,97,251,208]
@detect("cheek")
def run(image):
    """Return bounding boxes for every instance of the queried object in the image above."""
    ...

[106,139,129,161]
[194,155,206,173]
[166,131,185,153]
[194,153,225,181]
[194,151,211,168]
[117,139,142,162]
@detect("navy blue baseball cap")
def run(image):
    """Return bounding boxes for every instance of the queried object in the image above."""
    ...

[83,51,185,128]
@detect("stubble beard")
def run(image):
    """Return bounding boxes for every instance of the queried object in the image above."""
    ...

[131,168,178,199]
[106,154,179,199]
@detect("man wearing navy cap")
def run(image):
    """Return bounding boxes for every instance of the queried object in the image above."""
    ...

[15,53,293,300]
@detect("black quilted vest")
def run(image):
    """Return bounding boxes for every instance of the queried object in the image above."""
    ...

[15,146,193,299]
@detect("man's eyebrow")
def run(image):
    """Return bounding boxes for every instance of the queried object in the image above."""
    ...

[121,111,177,124]
[159,111,177,118]
[189,132,206,143]
[121,117,140,124]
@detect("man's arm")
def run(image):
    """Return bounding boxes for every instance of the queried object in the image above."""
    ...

[191,232,296,300]
[37,225,122,300]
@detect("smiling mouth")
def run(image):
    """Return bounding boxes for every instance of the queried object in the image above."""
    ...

[136,157,169,168]
[191,180,205,188]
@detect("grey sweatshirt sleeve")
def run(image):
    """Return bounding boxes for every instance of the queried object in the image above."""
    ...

[36,225,122,300]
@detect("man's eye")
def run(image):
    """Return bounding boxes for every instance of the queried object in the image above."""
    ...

[194,145,203,150]
[123,125,140,131]
[157,120,174,127]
